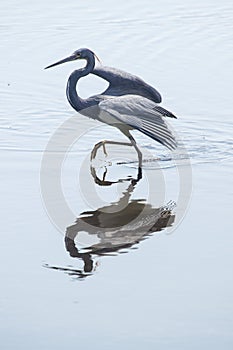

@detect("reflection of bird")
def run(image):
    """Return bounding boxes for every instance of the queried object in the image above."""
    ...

[64,178,176,275]
[45,48,177,169]
[44,167,176,279]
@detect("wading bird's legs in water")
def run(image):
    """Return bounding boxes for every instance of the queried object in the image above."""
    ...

[90,140,132,160]
[90,136,142,181]
[127,133,142,180]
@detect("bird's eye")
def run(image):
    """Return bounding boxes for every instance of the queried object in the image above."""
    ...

[72,52,81,59]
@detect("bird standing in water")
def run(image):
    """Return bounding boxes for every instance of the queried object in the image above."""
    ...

[45,48,177,172]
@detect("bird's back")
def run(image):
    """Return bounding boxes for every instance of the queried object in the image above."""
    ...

[93,65,162,104]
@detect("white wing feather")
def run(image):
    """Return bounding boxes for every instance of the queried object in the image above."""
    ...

[99,95,177,150]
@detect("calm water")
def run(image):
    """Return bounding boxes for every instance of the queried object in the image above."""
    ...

[1,0,233,349]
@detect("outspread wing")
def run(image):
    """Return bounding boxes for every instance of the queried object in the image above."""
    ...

[98,95,177,150]
[93,65,162,103]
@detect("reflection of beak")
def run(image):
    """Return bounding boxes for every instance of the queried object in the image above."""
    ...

[44,54,77,69]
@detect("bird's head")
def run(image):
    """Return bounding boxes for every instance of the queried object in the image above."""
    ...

[45,48,101,69]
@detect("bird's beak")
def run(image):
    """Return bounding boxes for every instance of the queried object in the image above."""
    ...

[44,54,77,69]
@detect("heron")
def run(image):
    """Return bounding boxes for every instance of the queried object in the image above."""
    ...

[45,48,177,172]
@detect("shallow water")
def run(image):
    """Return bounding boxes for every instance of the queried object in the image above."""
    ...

[1,1,233,349]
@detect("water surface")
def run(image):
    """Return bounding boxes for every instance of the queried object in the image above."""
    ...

[0,1,233,349]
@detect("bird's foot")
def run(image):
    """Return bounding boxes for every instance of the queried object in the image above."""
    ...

[91,140,108,161]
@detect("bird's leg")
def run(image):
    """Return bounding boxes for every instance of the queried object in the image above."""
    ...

[91,136,142,181]
[102,142,108,157]
[91,140,132,160]
[128,134,143,181]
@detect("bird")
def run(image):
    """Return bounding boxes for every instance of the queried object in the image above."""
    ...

[45,48,177,171]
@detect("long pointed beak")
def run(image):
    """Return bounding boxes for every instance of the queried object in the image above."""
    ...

[44,55,76,69]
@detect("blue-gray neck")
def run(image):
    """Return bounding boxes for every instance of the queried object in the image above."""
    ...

[66,53,95,112]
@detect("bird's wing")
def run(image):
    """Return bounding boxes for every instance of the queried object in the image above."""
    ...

[93,65,162,104]
[98,95,177,150]
[99,95,177,149]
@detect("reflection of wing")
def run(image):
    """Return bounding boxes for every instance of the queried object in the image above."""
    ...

[66,201,176,256]
[93,65,162,103]
[99,95,177,150]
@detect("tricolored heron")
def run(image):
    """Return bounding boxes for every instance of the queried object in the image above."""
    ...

[45,48,177,172]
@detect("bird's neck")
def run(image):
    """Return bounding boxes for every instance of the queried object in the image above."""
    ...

[66,56,95,112]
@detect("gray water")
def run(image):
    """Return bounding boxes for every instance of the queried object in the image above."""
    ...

[1,1,233,349]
